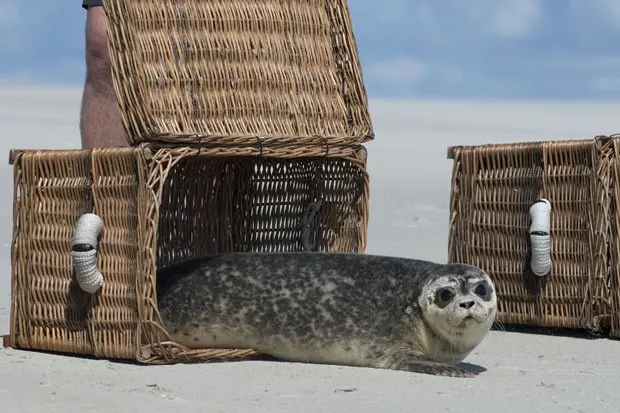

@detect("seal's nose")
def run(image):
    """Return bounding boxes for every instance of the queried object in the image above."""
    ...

[459,300,475,309]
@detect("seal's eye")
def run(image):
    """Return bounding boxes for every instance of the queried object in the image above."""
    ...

[436,287,456,305]
[474,282,488,297]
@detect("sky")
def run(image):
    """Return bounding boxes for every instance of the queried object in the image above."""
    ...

[0,0,619,100]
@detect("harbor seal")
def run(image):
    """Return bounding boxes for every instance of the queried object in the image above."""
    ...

[156,252,497,378]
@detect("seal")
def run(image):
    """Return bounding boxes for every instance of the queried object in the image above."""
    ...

[156,252,497,378]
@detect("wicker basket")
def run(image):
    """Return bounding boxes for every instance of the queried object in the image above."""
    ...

[447,137,613,334]
[103,0,373,146]
[4,144,369,363]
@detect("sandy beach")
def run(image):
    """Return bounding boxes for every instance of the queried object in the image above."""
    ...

[1,85,619,412]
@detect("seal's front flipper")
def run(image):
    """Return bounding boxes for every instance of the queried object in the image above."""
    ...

[382,355,475,378]
[399,360,474,378]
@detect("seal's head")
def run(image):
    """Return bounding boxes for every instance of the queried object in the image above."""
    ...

[417,263,497,362]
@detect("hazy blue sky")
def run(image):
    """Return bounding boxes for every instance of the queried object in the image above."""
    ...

[1,0,619,100]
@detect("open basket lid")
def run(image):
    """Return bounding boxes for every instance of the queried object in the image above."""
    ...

[103,0,374,147]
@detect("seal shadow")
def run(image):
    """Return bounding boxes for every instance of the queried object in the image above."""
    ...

[252,358,488,377]
[217,355,488,376]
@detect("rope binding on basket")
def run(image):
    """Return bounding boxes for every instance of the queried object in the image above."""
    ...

[301,198,324,252]
[71,213,104,293]
[529,199,551,277]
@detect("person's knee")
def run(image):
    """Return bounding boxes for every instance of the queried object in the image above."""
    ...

[85,7,113,92]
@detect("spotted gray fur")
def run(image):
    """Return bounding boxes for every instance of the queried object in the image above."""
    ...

[156,252,497,378]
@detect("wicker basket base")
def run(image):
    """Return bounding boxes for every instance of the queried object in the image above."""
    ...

[6,145,370,363]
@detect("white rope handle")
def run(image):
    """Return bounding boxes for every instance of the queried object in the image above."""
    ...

[529,199,551,277]
[71,213,104,293]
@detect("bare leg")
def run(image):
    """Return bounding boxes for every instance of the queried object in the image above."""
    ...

[80,6,128,149]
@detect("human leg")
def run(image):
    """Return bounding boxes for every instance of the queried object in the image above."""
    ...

[80,2,128,148]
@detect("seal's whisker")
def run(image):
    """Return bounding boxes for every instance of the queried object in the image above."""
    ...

[492,320,506,332]
[433,334,444,360]
[448,335,457,364]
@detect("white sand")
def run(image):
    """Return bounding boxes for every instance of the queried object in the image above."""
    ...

[1,85,619,412]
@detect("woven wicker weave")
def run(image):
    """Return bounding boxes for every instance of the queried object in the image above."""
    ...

[609,137,620,338]
[447,138,613,333]
[103,0,373,146]
[6,145,369,363]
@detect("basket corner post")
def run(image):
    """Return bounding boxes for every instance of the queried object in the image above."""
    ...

[7,148,25,353]
[446,144,465,265]
[2,334,13,349]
